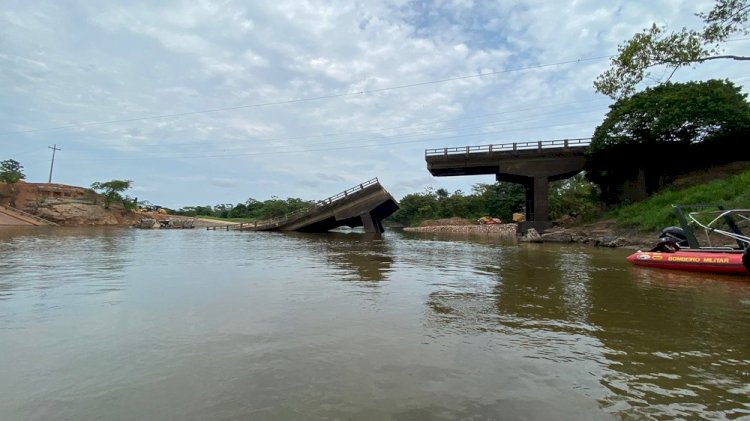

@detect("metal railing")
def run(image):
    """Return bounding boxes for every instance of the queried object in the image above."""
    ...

[207,178,381,231]
[425,138,592,157]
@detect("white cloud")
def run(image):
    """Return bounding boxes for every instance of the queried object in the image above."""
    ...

[1,0,747,209]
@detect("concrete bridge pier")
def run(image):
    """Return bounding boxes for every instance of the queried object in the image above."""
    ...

[499,174,551,234]
[360,211,385,234]
[525,176,551,233]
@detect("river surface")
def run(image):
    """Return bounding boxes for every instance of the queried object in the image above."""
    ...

[0,226,749,420]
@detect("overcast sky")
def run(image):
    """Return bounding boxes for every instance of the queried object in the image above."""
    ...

[2,0,748,209]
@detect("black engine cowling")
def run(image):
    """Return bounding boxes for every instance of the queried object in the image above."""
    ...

[649,237,681,253]
[658,226,689,247]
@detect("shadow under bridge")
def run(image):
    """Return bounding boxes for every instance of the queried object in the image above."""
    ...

[240,178,399,234]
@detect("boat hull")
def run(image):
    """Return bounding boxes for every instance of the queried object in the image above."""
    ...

[626,250,749,275]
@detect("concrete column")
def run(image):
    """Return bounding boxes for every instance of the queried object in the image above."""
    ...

[523,179,534,222]
[360,211,383,234]
[533,176,549,222]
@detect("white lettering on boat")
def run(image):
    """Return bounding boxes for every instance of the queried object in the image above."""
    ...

[665,255,731,264]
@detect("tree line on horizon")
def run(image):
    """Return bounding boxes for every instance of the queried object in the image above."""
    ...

[173,197,315,220]
[166,174,599,227]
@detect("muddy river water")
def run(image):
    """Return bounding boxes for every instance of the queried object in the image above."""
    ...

[1,227,748,420]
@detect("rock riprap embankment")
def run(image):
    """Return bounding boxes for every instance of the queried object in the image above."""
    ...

[403,221,647,249]
[403,223,517,236]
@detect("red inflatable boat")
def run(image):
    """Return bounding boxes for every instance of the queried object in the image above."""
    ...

[627,206,750,276]
[626,249,749,275]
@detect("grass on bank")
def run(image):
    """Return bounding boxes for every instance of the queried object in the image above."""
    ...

[608,169,750,233]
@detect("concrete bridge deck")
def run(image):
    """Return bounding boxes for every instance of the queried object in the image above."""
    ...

[0,205,57,226]
[209,178,399,234]
[426,138,591,232]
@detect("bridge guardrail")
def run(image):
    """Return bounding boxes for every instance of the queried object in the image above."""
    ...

[425,138,592,157]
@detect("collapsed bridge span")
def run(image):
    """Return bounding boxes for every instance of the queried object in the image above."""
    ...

[209,178,399,234]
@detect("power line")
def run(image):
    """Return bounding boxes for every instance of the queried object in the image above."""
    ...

[5,55,611,135]
[49,103,608,161]
[100,98,612,149]
[129,103,609,156]
[63,119,600,161]
[6,37,750,137]
[59,100,608,157]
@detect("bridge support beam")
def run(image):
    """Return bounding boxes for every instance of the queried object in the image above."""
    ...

[360,211,384,234]
[522,176,551,234]
[532,176,549,223]
[502,174,552,234]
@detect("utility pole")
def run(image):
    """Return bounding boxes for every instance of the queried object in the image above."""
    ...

[48,144,61,184]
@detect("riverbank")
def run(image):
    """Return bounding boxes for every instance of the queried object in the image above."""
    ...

[403,218,655,250]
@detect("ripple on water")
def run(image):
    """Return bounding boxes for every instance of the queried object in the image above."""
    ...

[1,229,749,420]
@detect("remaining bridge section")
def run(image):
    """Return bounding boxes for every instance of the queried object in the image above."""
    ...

[210,178,399,234]
[426,138,591,232]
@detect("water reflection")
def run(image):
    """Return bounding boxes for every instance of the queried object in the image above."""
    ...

[420,241,601,337]
[409,235,750,418]
[0,227,134,301]
[284,231,394,282]
[1,228,749,419]
[589,265,750,418]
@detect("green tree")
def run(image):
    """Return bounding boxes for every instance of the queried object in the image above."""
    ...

[388,191,438,226]
[388,182,525,227]
[228,203,248,218]
[1,159,27,207]
[471,182,525,221]
[595,0,750,98]
[549,174,601,221]
[0,159,25,184]
[213,203,234,218]
[585,79,750,203]
[436,189,472,219]
[176,205,212,216]
[91,179,133,209]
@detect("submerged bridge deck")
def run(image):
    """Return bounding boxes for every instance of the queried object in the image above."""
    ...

[208,178,399,234]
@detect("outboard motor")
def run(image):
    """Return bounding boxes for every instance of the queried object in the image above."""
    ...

[658,226,689,247]
[649,226,689,253]
[743,250,750,273]
[649,236,681,253]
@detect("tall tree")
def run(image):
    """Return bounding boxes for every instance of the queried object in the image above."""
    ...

[91,179,133,209]
[585,79,750,203]
[595,0,750,99]
[0,159,25,184]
